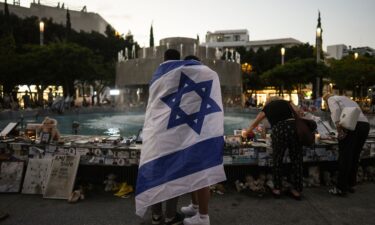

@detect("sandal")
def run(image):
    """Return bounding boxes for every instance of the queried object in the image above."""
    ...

[271,189,281,198]
[288,189,302,201]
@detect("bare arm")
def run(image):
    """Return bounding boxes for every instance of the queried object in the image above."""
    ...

[242,111,266,138]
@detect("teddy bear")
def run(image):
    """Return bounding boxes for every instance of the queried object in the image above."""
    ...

[104,174,118,192]
[356,167,364,183]
[265,174,274,190]
[304,166,320,187]
[248,174,266,193]
[235,180,246,192]
[235,175,254,192]
[364,166,375,182]
[322,171,333,186]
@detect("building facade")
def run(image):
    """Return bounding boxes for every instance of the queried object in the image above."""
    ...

[326,45,375,60]
[116,37,242,108]
[327,44,349,60]
[0,2,110,35]
[203,29,302,51]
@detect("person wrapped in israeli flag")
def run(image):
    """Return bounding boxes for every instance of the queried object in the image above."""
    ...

[135,59,226,217]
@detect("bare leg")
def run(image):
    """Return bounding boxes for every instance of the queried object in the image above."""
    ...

[191,191,198,205]
[197,187,210,215]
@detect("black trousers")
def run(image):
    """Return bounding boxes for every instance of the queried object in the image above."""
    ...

[151,197,179,219]
[337,121,370,191]
[271,120,303,192]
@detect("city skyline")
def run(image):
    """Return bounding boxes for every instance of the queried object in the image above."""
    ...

[13,0,375,50]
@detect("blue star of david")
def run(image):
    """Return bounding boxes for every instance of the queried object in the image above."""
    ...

[160,72,221,134]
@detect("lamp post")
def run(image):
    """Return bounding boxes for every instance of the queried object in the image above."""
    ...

[39,21,44,46]
[280,47,286,96]
[315,27,322,99]
[281,47,285,65]
[354,52,359,60]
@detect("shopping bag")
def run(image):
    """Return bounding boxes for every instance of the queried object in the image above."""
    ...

[339,107,360,131]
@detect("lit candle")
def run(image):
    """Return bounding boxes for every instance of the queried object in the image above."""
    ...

[315,133,320,144]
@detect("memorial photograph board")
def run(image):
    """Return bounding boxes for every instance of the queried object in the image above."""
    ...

[43,155,80,199]
[0,161,24,193]
[22,158,52,194]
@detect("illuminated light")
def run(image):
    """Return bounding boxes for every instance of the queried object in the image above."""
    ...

[110,89,120,96]
[39,21,44,32]
[316,27,321,37]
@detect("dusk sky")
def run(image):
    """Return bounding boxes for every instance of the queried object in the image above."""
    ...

[21,0,375,50]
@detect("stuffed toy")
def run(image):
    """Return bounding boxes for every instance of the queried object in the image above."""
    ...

[210,183,225,195]
[265,174,274,190]
[357,167,364,183]
[249,174,266,193]
[104,174,118,192]
[305,166,320,187]
[365,166,375,182]
[235,180,246,192]
[322,171,333,186]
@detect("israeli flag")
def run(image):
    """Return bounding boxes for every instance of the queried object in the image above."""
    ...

[135,60,226,217]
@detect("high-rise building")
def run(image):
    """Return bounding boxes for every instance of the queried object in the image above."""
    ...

[327,44,349,59]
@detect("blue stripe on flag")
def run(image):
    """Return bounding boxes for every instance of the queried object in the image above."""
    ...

[150,60,202,86]
[136,136,224,195]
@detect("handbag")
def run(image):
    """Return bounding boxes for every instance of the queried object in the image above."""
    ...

[288,103,317,146]
[339,107,360,131]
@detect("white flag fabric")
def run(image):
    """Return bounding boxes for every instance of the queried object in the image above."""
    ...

[135,60,226,217]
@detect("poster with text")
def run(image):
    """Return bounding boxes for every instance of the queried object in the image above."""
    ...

[43,155,80,199]
[22,158,52,194]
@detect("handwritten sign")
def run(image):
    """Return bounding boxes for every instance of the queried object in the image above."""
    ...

[22,158,52,194]
[43,155,80,199]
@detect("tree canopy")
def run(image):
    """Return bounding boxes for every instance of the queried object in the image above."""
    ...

[0,11,139,100]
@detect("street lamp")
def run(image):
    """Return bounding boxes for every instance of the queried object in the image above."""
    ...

[281,47,285,65]
[280,47,286,96]
[354,52,359,60]
[315,27,322,99]
[39,21,44,46]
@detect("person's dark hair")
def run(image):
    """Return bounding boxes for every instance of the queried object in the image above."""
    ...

[164,49,180,61]
[184,55,200,61]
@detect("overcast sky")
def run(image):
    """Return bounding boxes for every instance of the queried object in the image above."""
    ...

[19,0,375,50]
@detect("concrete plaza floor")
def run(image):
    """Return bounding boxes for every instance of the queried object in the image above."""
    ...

[1,183,375,225]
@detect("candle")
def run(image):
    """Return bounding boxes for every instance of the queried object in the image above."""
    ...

[315,133,320,144]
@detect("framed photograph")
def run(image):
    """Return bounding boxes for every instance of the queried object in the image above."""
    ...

[225,135,242,147]
[0,161,25,193]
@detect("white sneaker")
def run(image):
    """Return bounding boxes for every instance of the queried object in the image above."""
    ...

[181,203,198,217]
[183,213,210,225]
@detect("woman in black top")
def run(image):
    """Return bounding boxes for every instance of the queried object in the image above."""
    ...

[243,96,303,199]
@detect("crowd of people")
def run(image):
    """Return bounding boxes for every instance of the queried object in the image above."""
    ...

[0,89,75,112]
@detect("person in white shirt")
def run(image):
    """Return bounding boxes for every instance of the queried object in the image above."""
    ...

[323,93,370,196]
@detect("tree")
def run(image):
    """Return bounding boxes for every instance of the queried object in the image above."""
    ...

[66,9,71,39]
[149,23,154,47]
[4,0,9,18]
[261,58,328,97]
[328,56,375,97]
[0,34,18,93]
